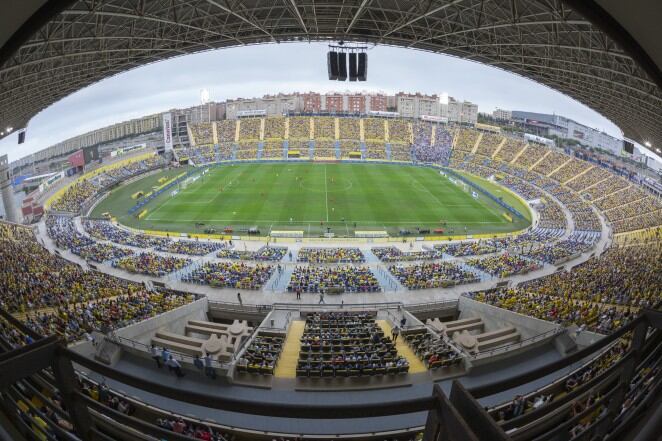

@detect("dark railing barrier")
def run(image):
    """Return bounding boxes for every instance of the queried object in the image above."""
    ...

[0,307,660,441]
[468,314,640,398]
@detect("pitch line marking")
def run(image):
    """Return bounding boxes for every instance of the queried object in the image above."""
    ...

[324,165,329,222]
[144,217,506,225]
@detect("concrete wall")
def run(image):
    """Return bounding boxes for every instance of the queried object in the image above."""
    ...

[114,297,209,344]
[458,296,561,339]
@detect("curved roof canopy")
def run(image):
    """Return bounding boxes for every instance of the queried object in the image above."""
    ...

[1,0,661,153]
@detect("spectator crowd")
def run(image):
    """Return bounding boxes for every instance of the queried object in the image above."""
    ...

[287,266,380,293]
[183,262,274,290]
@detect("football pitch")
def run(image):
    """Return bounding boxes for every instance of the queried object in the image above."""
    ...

[94,162,531,237]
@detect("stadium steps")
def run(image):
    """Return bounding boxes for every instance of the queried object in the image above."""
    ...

[470,132,483,154]
[171,259,203,281]
[594,184,631,203]
[457,260,492,281]
[528,150,551,170]
[375,320,426,373]
[547,157,573,177]
[491,138,507,158]
[564,164,594,184]
[273,320,305,378]
[362,249,382,263]
[581,175,611,193]
[267,266,295,293]
[510,143,528,164]
[371,265,405,292]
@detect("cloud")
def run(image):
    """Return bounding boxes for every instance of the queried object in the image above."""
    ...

[0,42,625,163]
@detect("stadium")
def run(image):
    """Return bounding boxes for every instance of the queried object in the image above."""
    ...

[0,2,661,441]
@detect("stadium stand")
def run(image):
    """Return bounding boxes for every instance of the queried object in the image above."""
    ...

[566,166,612,192]
[112,252,192,276]
[238,118,261,141]
[287,140,310,158]
[371,246,444,262]
[338,118,360,141]
[494,138,527,163]
[155,239,224,256]
[288,116,311,139]
[365,141,387,159]
[435,239,510,257]
[512,143,547,170]
[217,246,287,261]
[189,123,213,146]
[297,247,365,263]
[363,118,385,140]
[387,119,411,143]
[403,328,463,369]
[467,254,542,278]
[215,119,237,142]
[50,156,166,213]
[532,150,568,176]
[389,262,479,289]
[454,129,480,153]
[313,140,336,159]
[235,142,259,159]
[475,133,502,158]
[83,219,166,248]
[261,141,285,159]
[183,262,274,289]
[238,332,284,375]
[296,312,408,377]
[549,157,590,183]
[0,221,193,342]
[287,266,380,293]
[314,117,336,139]
[582,176,630,201]
[263,117,286,140]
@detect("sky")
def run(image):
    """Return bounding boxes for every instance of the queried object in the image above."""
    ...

[0,42,655,163]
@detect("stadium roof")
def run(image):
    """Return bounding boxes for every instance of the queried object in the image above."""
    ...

[1,0,661,154]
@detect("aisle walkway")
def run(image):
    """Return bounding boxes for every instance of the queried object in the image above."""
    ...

[375,320,426,374]
[273,320,305,378]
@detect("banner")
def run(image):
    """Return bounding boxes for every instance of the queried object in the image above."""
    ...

[162,112,173,151]
[68,149,85,167]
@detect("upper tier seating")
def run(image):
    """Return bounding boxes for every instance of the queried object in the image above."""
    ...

[215,119,236,142]
[238,118,261,141]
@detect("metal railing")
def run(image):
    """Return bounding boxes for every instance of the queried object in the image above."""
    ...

[106,334,231,370]
[1,306,662,441]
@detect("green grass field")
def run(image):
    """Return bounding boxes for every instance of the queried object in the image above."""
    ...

[92,162,531,237]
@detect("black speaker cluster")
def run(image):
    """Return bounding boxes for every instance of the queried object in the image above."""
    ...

[327,51,367,81]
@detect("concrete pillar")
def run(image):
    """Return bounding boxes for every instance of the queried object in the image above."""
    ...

[0,155,18,223]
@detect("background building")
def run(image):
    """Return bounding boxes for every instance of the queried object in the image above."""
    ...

[493,108,512,121]
[395,92,444,119]
[448,98,478,125]
[510,111,623,155]
[225,93,302,119]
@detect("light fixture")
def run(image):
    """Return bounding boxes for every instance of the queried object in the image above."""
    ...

[657,148,661,153]
[644,141,651,147]
[6,127,12,132]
